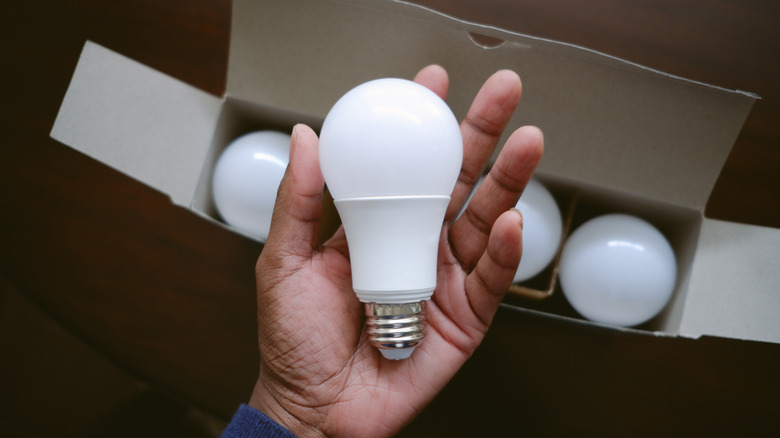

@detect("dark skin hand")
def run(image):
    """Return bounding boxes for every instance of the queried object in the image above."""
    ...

[249,65,544,437]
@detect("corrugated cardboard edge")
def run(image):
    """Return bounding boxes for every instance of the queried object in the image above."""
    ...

[51,41,223,206]
[681,219,780,344]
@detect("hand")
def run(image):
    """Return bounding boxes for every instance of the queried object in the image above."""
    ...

[250,65,544,437]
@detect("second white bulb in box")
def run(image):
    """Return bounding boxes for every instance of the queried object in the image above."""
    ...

[559,214,677,327]
[211,130,291,242]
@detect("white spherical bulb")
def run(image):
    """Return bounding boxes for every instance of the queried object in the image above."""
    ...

[320,78,462,199]
[513,179,563,282]
[559,214,677,327]
[212,130,290,242]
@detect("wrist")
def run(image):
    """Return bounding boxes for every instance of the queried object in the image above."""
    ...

[248,373,326,438]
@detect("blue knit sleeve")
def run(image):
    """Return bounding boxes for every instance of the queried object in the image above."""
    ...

[220,404,297,438]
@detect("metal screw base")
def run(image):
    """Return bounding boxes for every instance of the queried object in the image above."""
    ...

[365,301,426,353]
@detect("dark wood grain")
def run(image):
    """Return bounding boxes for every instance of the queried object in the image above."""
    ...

[1,0,778,435]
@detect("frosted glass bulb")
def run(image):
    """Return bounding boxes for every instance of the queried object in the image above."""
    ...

[319,78,462,360]
[558,214,677,327]
[512,178,563,282]
[212,130,290,242]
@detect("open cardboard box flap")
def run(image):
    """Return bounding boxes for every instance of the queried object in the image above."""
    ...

[683,219,780,343]
[52,0,778,344]
[51,42,223,207]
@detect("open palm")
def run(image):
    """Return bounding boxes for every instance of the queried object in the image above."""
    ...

[250,65,544,438]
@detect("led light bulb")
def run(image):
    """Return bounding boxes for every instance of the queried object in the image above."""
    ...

[212,130,290,242]
[558,214,677,327]
[512,178,563,282]
[319,78,463,360]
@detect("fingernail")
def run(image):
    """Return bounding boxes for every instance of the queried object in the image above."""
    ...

[289,124,299,159]
[510,207,523,230]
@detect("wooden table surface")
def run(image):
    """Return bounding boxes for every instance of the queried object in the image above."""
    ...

[2,0,778,435]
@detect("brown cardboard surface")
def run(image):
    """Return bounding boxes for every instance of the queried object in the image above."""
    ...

[228,0,756,210]
[51,41,222,207]
[682,219,780,344]
[49,0,778,343]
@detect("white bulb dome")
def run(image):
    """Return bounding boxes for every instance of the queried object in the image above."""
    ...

[559,214,677,327]
[319,78,462,200]
[211,130,290,241]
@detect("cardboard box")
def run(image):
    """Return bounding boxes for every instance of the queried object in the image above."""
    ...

[51,0,779,345]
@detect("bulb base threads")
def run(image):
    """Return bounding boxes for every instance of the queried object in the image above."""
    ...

[365,301,426,359]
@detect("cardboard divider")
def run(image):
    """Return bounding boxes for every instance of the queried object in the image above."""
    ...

[504,173,702,334]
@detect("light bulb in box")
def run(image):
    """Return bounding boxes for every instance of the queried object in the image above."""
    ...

[558,213,677,327]
[319,78,462,360]
[512,178,563,282]
[212,130,290,242]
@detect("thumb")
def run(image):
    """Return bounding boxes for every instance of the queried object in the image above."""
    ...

[263,124,325,260]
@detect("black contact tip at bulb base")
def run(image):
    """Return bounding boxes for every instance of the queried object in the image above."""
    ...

[365,302,426,360]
